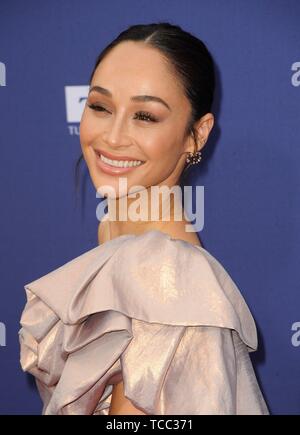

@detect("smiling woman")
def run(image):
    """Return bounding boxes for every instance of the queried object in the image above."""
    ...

[78,41,203,200]
[75,22,215,201]
[19,22,269,415]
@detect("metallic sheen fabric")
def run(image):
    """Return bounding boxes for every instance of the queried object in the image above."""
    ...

[18,230,270,415]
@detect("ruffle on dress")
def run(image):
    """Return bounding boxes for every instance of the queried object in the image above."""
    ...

[19,230,269,415]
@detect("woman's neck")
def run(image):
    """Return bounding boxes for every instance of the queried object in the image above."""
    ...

[99,187,202,247]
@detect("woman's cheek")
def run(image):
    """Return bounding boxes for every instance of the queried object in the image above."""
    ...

[142,134,169,161]
[79,113,89,146]
[80,117,95,149]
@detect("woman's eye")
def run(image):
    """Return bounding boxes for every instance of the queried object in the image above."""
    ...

[87,103,107,112]
[135,112,158,123]
[87,104,158,123]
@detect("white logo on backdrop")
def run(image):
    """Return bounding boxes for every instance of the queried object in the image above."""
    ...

[0,322,6,347]
[65,85,89,135]
[291,321,300,347]
[291,62,300,87]
[0,62,6,86]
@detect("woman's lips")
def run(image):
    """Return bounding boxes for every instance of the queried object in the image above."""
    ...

[94,149,145,176]
[98,148,145,162]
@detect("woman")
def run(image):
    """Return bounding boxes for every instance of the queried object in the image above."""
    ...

[19,22,269,415]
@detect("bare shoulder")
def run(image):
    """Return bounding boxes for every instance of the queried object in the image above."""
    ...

[109,381,147,415]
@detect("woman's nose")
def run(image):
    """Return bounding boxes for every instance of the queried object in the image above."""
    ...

[102,115,132,148]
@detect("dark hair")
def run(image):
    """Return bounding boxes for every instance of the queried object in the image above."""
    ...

[75,21,215,196]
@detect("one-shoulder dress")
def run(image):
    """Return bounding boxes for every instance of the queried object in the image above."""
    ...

[18,229,270,415]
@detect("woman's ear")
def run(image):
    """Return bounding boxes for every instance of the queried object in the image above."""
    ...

[193,113,215,151]
[183,113,214,155]
[183,130,197,155]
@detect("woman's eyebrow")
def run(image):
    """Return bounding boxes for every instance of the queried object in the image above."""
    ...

[88,85,171,111]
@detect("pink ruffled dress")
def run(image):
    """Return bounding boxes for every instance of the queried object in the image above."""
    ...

[18,229,269,415]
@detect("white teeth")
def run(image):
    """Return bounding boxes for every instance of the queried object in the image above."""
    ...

[99,153,143,168]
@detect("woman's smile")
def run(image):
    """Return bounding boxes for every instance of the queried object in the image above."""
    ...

[93,148,146,176]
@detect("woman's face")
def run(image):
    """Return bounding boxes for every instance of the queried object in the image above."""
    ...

[80,41,195,199]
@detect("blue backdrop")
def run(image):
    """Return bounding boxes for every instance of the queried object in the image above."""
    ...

[0,0,299,415]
